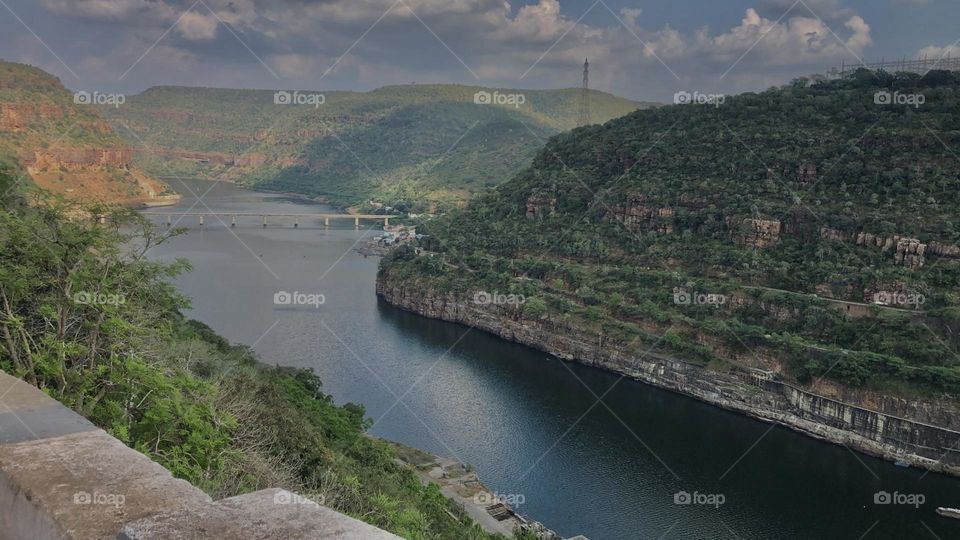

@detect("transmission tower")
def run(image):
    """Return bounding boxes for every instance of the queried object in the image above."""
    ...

[578,58,590,127]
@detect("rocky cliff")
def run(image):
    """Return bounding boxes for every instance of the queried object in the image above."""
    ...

[376,275,960,477]
[602,192,960,271]
[0,61,177,207]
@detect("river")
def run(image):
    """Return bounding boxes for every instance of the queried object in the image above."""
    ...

[145,178,959,540]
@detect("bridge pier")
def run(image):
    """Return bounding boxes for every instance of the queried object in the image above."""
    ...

[199,215,204,227]
[231,215,236,228]
[294,217,299,228]
[166,215,171,228]
[324,217,330,228]
[384,217,389,228]
[354,217,359,229]
[262,215,267,228]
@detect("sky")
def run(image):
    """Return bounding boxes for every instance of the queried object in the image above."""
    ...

[0,0,957,102]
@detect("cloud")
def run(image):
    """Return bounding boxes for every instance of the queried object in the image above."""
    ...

[41,0,177,22]
[918,43,960,59]
[696,9,871,64]
[21,0,876,99]
[42,0,148,19]
[177,11,219,41]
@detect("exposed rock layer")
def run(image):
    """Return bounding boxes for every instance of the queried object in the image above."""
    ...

[376,276,960,477]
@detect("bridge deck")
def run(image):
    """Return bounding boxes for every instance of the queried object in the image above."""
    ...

[140,212,393,219]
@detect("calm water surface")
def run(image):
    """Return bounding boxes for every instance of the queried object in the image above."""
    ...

[146,179,960,540]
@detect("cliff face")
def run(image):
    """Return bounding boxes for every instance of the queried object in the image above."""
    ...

[600,191,960,271]
[0,102,71,130]
[605,193,675,233]
[728,217,782,248]
[376,274,960,477]
[30,148,133,170]
[0,61,177,206]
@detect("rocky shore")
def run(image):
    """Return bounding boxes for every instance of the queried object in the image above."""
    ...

[388,441,567,540]
[376,275,960,478]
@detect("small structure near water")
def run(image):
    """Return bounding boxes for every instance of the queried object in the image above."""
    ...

[357,226,423,256]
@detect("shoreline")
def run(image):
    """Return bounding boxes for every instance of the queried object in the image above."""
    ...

[375,277,960,480]
[387,441,567,540]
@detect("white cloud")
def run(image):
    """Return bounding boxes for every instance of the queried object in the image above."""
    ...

[918,44,960,59]
[177,11,219,41]
[696,9,871,64]
[28,0,876,99]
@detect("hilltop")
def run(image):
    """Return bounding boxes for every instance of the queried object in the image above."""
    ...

[105,83,650,211]
[379,69,960,414]
[0,60,176,206]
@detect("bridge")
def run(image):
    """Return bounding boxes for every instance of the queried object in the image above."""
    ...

[138,212,397,229]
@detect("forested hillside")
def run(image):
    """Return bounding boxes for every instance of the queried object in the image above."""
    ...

[0,173,505,540]
[107,84,648,211]
[381,69,960,396]
[0,60,175,205]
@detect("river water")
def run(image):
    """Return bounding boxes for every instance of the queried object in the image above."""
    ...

[146,179,959,540]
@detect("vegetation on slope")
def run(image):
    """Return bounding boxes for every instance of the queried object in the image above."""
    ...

[0,60,172,204]
[0,175,502,539]
[107,83,649,211]
[380,69,960,396]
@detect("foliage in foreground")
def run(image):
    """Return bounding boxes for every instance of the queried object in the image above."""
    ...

[0,185,500,539]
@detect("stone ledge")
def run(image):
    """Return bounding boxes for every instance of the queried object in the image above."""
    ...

[220,489,399,540]
[118,489,401,539]
[0,430,212,539]
[0,371,400,539]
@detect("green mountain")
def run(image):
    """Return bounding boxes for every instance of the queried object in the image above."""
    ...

[0,60,176,205]
[106,84,650,211]
[380,69,960,396]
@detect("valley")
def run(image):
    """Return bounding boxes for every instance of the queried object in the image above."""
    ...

[104,84,649,211]
[3,51,960,540]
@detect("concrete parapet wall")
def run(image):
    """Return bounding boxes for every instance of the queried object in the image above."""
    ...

[0,371,400,539]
